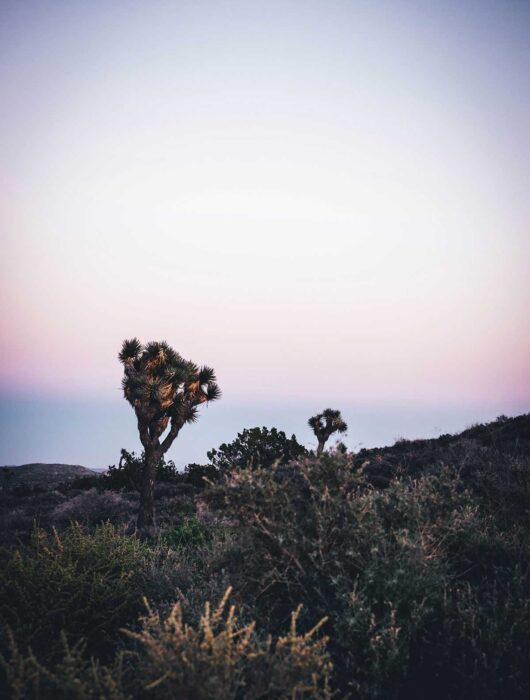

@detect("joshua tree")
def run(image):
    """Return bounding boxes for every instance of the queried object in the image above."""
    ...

[119,338,220,533]
[308,408,348,455]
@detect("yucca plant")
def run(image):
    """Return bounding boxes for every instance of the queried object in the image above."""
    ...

[308,408,347,455]
[119,339,220,533]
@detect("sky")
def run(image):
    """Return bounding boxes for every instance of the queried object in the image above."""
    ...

[1,0,529,468]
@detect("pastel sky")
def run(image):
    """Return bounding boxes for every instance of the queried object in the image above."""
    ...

[1,0,529,467]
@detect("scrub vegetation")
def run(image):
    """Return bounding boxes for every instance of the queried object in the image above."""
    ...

[1,407,529,698]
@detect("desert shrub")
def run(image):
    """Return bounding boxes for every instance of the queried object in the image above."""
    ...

[154,491,197,531]
[66,475,102,491]
[51,489,134,527]
[0,523,153,663]
[102,449,181,492]
[0,507,35,534]
[12,484,45,497]
[0,490,72,547]
[1,470,16,498]
[29,489,68,506]
[207,426,308,472]
[462,454,530,530]
[0,630,128,700]
[124,588,331,699]
[183,462,221,488]
[417,570,530,700]
[162,517,213,550]
[205,454,530,697]
[1,591,331,700]
[154,481,189,499]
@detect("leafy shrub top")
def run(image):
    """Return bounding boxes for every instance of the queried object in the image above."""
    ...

[207,427,308,472]
[102,449,180,492]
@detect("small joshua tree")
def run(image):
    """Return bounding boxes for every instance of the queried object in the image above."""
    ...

[119,338,220,533]
[308,408,348,455]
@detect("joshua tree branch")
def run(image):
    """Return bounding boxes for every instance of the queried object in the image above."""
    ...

[137,416,153,450]
[160,416,183,454]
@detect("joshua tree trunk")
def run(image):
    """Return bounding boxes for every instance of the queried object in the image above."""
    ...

[317,440,325,456]
[136,416,182,536]
[137,444,159,535]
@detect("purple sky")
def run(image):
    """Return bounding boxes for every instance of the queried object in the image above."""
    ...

[1,1,529,467]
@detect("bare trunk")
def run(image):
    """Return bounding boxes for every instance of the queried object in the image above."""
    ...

[137,445,158,536]
[317,439,325,456]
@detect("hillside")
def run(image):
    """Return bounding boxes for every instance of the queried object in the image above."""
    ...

[0,412,529,697]
[1,463,98,489]
[353,412,530,486]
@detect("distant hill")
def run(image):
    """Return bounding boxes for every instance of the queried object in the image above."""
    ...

[0,463,99,489]
[353,412,530,486]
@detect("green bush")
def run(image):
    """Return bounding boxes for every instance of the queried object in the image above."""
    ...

[102,449,181,492]
[207,426,308,472]
[0,630,128,700]
[183,463,221,488]
[0,523,153,662]
[162,517,213,549]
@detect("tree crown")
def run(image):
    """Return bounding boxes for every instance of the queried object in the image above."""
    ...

[308,409,348,446]
[119,338,220,452]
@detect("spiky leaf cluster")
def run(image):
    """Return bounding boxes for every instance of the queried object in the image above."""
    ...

[308,408,347,450]
[119,338,220,449]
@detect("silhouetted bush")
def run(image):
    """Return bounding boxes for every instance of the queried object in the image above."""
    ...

[183,462,221,488]
[102,448,181,492]
[207,426,308,472]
